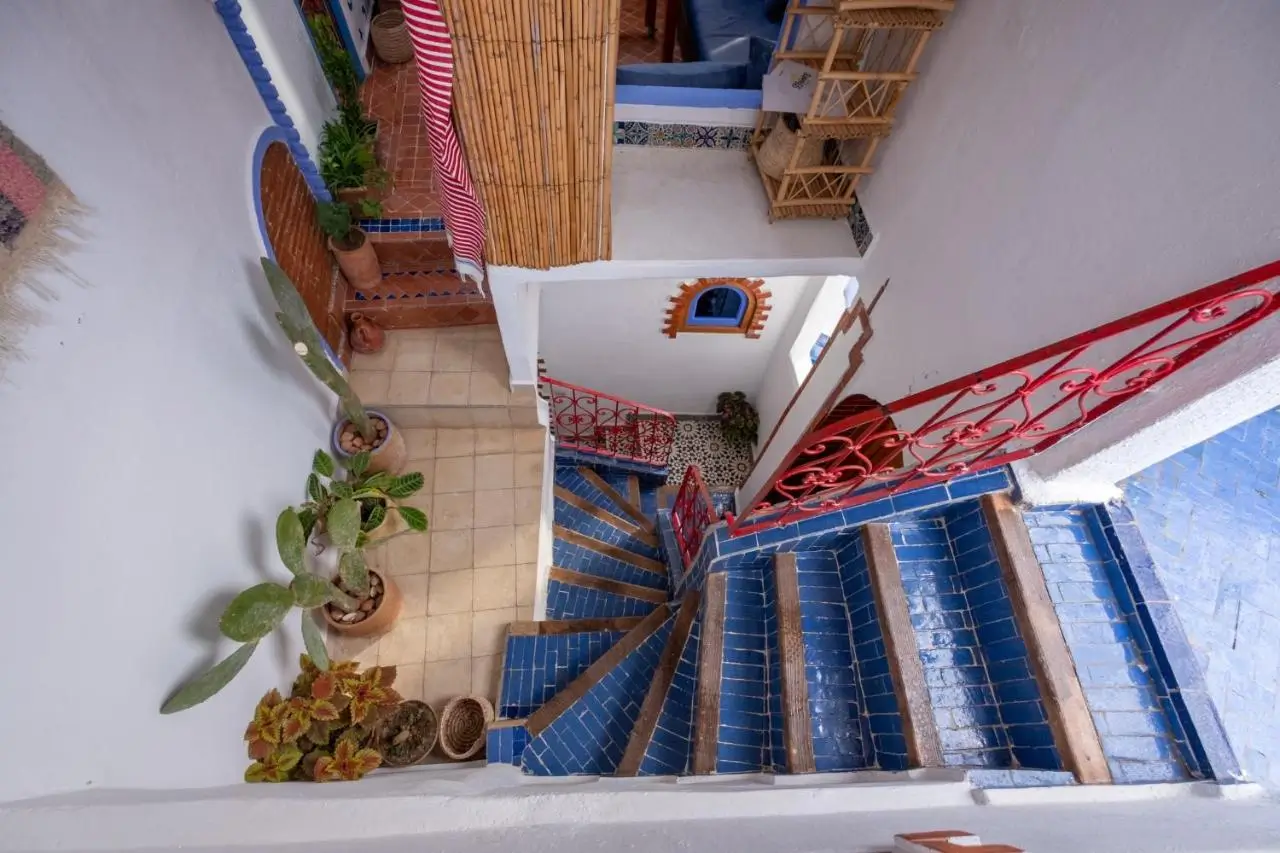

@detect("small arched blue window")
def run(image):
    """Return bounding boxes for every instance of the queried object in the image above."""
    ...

[687,286,748,327]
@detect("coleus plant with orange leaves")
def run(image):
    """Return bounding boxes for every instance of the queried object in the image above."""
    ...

[245,655,401,782]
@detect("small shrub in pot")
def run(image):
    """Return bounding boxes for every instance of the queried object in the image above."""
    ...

[316,200,381,290]
[716,391,760,447]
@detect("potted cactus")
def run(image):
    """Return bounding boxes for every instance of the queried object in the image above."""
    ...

[244,655,402,782]
[262,258,407,474]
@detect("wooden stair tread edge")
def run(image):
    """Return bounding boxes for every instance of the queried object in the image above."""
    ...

[863,524,944,768]
[981,493,1111,785]
[554,524,668,577]
[526,603,674,736]
[691,573,727,775]
[626,475,642,510]
[773,554,817,774]
[554,485,660,548]
[507,617,648,636]
[616,588,703,776]
[579,467,658,535]
[548,566,669,605]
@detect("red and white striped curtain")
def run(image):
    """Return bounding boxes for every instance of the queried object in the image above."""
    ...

[400,0,486,284]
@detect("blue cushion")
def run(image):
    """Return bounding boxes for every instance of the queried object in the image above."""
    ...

[616,61,747,89]
[685,0,783,63]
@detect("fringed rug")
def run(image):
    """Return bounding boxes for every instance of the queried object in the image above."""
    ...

[0,121,86,370]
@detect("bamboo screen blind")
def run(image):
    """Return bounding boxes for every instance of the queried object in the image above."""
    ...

[440,0,620,269]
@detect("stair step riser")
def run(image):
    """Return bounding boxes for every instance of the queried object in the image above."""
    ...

[554,486,660,550]
[546,577,662,621]
[498,628,631,719]
[579,468,657,535]
[554,525,667,578]
[548,566,668,605]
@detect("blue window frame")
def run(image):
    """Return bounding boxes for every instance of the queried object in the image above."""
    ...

[687,286,748,327]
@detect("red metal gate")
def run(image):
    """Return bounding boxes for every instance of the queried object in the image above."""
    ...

[728,259,1280,537]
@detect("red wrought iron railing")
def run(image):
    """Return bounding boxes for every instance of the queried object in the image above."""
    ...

[671,464,717,566]
[727,258,1280,538]
[542,376,678,468]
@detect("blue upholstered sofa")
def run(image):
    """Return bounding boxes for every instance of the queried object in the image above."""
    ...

[617,0,784,90]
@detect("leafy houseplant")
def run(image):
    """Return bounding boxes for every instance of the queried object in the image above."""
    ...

[244,655,401,782]
[309,15,359,109]
[717,391,760,447]
[316,200,382,290]
[262,258,407,474]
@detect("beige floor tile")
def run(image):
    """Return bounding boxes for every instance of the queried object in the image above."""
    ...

[349,370,390,403]
[436,428,475,458]
[434,456,474,492]
[517,605,534,621]
[475,428,514,454]
[434,337,475,372]
[514,487,541,525]
[474,525,516,568]
[352,342,398,372]
[469,371,511,406]
[328,629,381,668]
[385,530,431,576]
[427,372,470,405]
[511,385,538,407]
[473,564,516,610]
[473,325,501,342]
[378,616,427,666]
[429,529,473,572]
[470,408,512,428]
[515,524,539,564]
[516,562,538,606]
[394,336,436,372]
[425,612,473,661]
[427,568,474,614]
[514,452,544,489]
[388,409,433,428]
[397,573,430,618]
[392,662,425,703]
[423,658,471,713]
[475,453,515,490]
[387,371,432,406]
[432,408,476,428]
[472,341,508,376]
[404,428,437,460]
[401,487,433,516]
[514,428,545,453]
[474,488,515,528]
[433,491,474,530]
[510,407,541,427]
[472,654,502,703]
[472,607,517,657]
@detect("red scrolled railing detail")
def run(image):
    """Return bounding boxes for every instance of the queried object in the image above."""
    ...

[728,259,1280,538]
[671,464,717,567]
[541,376,678,467]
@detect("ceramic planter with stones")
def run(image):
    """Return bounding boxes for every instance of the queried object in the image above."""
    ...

[323,568,401,637]
[375,701,438,767]
[329,231,381,290]
[332,409,407,475]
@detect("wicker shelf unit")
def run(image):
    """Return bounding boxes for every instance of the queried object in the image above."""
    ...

[750,0,953,221]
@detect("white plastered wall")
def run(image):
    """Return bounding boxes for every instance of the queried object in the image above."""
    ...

[748,0,1280,499]
[0,1,333,802]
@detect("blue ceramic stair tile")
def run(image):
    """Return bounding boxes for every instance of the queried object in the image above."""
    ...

[487,724,528,765]
[545,578,659,620]
[499,630,631,718]
[522,614,676,775]
[554,497,664,562]
[793,551,866,772]
[638,615,702,775]
[717,570,771,773]
[555,466,634,520]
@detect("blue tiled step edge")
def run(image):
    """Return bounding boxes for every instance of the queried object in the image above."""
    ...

[498,625,636,719]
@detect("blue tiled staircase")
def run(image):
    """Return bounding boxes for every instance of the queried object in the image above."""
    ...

[487,458,1218,786]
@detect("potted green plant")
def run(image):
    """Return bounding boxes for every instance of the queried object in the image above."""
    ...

[243,655,402,782]
[316,200,381,290]
[716,391,760,448]
[319,117,390,207]
[262,258,408,474]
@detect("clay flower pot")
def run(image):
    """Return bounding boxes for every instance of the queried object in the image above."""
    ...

[349,312,386,354]
[375,701,439,767]
[332,409,407,475]
[329,230,381,291]
[323,568,401,638]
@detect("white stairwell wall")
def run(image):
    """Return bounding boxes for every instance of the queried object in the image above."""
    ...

[0,2,332,801]
[747,0,1280,502]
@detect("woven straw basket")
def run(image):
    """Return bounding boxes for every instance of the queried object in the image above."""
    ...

[438,695,495,761]
[371,11,413,64]
[757,115,823,181]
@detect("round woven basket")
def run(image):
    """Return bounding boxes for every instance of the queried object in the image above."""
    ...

[374,700,438,767]
[371,11,413,64]
[757,115,823,181]
[438,695,494,761]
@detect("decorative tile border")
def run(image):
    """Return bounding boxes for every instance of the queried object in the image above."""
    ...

[1092,502,1244,783]
[358,217,447,233]
[214,0,329,200]
[615,121,754,150]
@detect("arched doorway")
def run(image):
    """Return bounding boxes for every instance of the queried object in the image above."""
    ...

[254,130,346,360]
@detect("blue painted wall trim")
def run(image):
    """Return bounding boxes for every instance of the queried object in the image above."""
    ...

[216,0,331,200]
[616,85,763,109]
[327,0,368,82]
[1093,502,1243,782]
